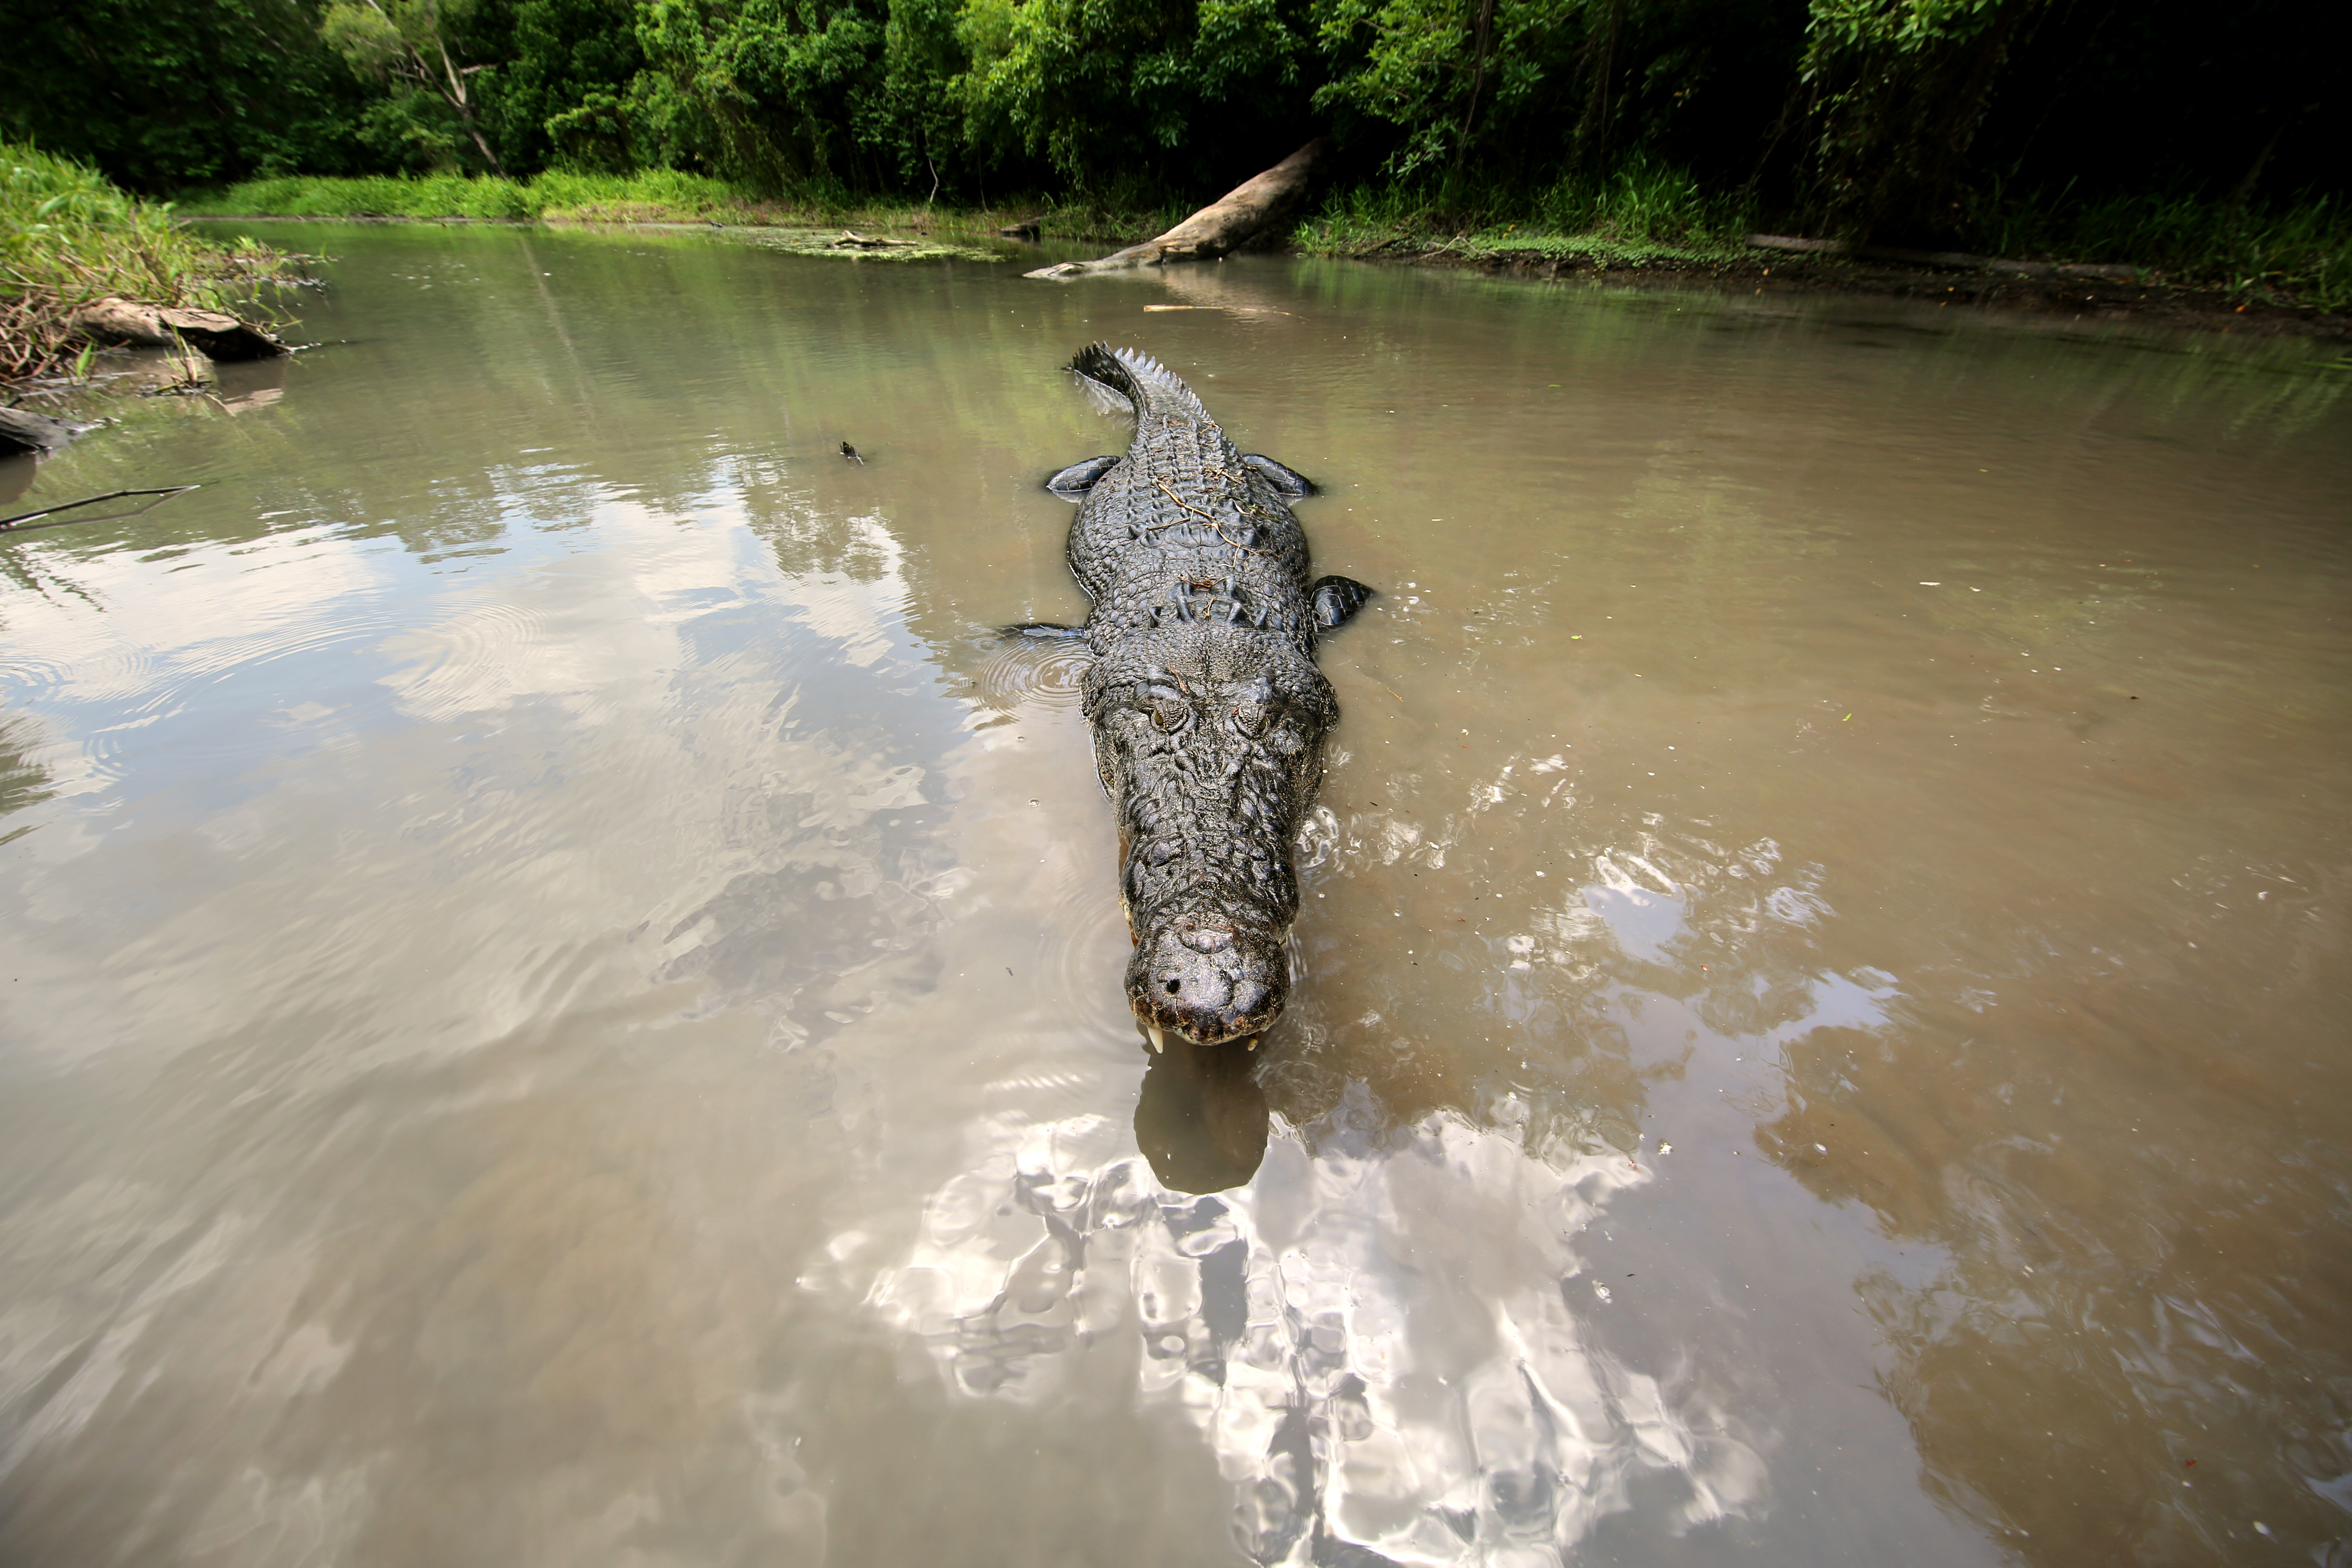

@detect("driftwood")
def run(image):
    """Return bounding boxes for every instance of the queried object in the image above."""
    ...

[1027,141,1327,280]
[69,296,287,361]
[1745,234,2140,281]
[0,405,81,459]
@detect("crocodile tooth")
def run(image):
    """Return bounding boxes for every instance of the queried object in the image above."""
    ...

[1147,1024,1165,1054]
[1245,1033,1261,1051]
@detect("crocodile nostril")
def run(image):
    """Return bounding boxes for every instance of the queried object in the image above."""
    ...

[1178,924,1234,953]
[1165,978,1181,993]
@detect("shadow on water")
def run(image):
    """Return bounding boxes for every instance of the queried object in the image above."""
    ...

[1134,1039,1272,1194]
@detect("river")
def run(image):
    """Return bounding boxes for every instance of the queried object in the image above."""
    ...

[2,224,2347,1567]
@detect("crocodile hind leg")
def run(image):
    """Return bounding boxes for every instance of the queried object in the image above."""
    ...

[1046,455,1122,498]
[1240,454,1314,498]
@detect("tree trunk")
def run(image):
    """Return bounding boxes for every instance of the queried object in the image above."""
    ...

[430,39,506,177]
[1456,0,1499,169]
[1026,141,1328,279]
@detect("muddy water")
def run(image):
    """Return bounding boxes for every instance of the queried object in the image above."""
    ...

[2,225,2348,1567]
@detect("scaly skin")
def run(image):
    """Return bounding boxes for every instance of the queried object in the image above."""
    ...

[1057,345,1363,1047]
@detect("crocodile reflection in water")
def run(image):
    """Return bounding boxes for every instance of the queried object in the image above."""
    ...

[1134,1036,1271,1194]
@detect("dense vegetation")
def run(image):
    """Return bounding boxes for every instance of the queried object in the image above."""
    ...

[0,145,293,380]
[1,0,2343,292]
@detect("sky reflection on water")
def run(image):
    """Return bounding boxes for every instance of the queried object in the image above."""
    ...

[0,224,2347,1566]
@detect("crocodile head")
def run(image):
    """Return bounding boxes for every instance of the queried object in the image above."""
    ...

[1086,628,1336,1047]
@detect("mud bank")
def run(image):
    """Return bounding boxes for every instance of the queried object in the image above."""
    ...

[1339,239,2352,343]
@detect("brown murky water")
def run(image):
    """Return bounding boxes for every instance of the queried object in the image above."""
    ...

[2,225,2348,1567]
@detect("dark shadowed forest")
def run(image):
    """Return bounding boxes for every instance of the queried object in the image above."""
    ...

[2,0,2347,298]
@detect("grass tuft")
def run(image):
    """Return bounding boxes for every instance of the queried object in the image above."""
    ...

[1985,189,2352,314]
[1294,159,1756,265]
[3,142,297,382]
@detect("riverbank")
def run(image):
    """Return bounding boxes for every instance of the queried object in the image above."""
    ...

[176,172,1180,247]
[2,145,298,401]
[1289,178,2352,342]
[1320,231,2352,344]
[180,172,2352,344]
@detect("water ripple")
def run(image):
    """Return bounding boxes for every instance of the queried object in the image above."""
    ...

[379,600,557,725]
[971,635,1092,715]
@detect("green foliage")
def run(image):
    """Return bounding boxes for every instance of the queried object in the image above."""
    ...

[183,168,806,220]
[1536,154,1744,241]
[956,0,1309,189]
[0,143,297,378]
[867,0,964,189]
[1294,154,1751,256]
[317,0,511,173]
[0,0,376,191]
[1310,0,1585,178]
[190,172,540,217]
[1986,189,2352,314]
[320,0,412,73]
[629,0,890,190]
[1797,0,2046,238]
[176,169,1191,242]
[495,0,650,172]
[354,91,472,171]
[8,0,2347,312]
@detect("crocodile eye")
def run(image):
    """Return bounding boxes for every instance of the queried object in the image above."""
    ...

[1232,701,1270,735]
[1148,695,1188,731]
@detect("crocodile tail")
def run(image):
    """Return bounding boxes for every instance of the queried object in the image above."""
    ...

[1069,343,1210,422]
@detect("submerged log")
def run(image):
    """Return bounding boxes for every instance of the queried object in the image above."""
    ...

[1026,141,1328,280]
[0,405,81,459]
[69,297,287,361]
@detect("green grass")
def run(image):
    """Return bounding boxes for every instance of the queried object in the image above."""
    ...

[1295,158,1757,267]
[180,170,744,222]
[1984,189,2352,314]
[176,171,1190,247]
[2,142,294,381]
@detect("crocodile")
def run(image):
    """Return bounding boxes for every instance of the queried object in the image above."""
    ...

[1025,345,1374,1050]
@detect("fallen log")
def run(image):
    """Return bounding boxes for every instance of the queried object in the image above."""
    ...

[1027,141,1327,280]
[69,296,287,361]
[0,405,82,459]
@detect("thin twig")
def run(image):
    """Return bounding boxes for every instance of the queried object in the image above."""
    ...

[0,486,200,532]
[1152,479,1272,554]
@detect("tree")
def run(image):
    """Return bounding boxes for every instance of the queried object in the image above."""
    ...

[321,0,509,174]
[1797,0,2047,239]
[0,0,372,191]
[490,0,649,173]
[956,0,1310,192]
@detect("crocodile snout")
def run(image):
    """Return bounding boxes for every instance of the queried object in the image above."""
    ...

[1129,915,1285,1047]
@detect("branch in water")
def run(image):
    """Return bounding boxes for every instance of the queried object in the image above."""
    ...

[0,486,201,533]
